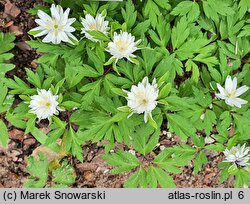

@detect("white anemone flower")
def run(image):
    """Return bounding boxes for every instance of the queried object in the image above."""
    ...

[30,4,77,44]
[124,77,159,123]
[106,31,140,63]
[223,144,250,167]
[29,89,60,120]
[81,13,109,42]
[215,76,249,108]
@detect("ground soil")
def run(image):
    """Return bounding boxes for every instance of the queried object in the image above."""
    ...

[0,0,234,188]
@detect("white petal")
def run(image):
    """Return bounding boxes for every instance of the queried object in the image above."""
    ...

[62,8,70,24]
[225,98,236,107]
[215,93,226,100]
[216,83,226,96]
[226,98,248,108]
[35,19,48,28]
[142,77,149,86]
[42,32,53,43]
[66,32,78,44]
[233,98,248,107]
[232,77,237,91]
[37,10,51,21]
[64,25,75,32]
[60,32,70,43]
[144,112,149,123]
[34,29,49,37]
[50,4,60,20]
[225,76,233,93]
[235,85,249,97]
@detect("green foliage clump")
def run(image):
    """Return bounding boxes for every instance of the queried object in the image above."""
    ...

[25,153,76,188]
[0,32,15,147]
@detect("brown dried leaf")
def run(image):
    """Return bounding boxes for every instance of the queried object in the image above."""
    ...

[84,171,95,181]
[9,129,24,141]
[23,138,36,146]
[4,0,21,18]
[76,163,98,172]
[3,21,14,28]
[15,42,32,51]
[9,25,23,36]
[32,146,63,163]
[31,61,38,69]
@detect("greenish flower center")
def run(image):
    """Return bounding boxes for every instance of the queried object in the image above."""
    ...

[46,102,51,107]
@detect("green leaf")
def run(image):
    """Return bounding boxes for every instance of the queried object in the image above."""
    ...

[171,16,190,50]
[111,88,127,97]
[6,112,26,129]
[102,150,140,174]
[121,0,137,30]
[0,53,14,62]
[151,166,176,188]
[158,83,171,99]
[30,127,47,145]
[144,0,160,28]
[148,115,158,129]
[233,113,250,138]
[238,0,250,19]
[42,77,54,90]
[86,47,104,75]
[155,158,183,174]
[80,79,102,109]
[171,1,200,22]
[132,20,150,37]
[167,113,196,141]
[124,167,148,188]
[154,144,195,173]
[25,68,42,88]
[193,151,208,175]
[68,126,83,162]
[140,48,158,76]
[205,143,225,152]
[117,106,131,113]
[185,59,199,82]
[0,120,8,148]
[86,30,110,41]
[52,160,76,187]
[52,116,67,129]
[61,129,72,154]
[28,29,43,36]
[202,0,234,22]
[61,101,81,109]
[0,83,14,114]
[228,163,239,175]
[4,76,36,95]
[27,40,69,56]
[235,169,250,188]
[147,166,158,188]
[219,163,230,184]
[154,0,171,10]
[65,59,85,89]
[131,125,160,156]
[45,128,65,146]
[238,24,250,38]
[217,111,232,137]
[25,115,37,134]
[157,71,169,87]
[0,32,15,54]
[24,153,49,188]
[202,109,217,136]
[0,63,15,78]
